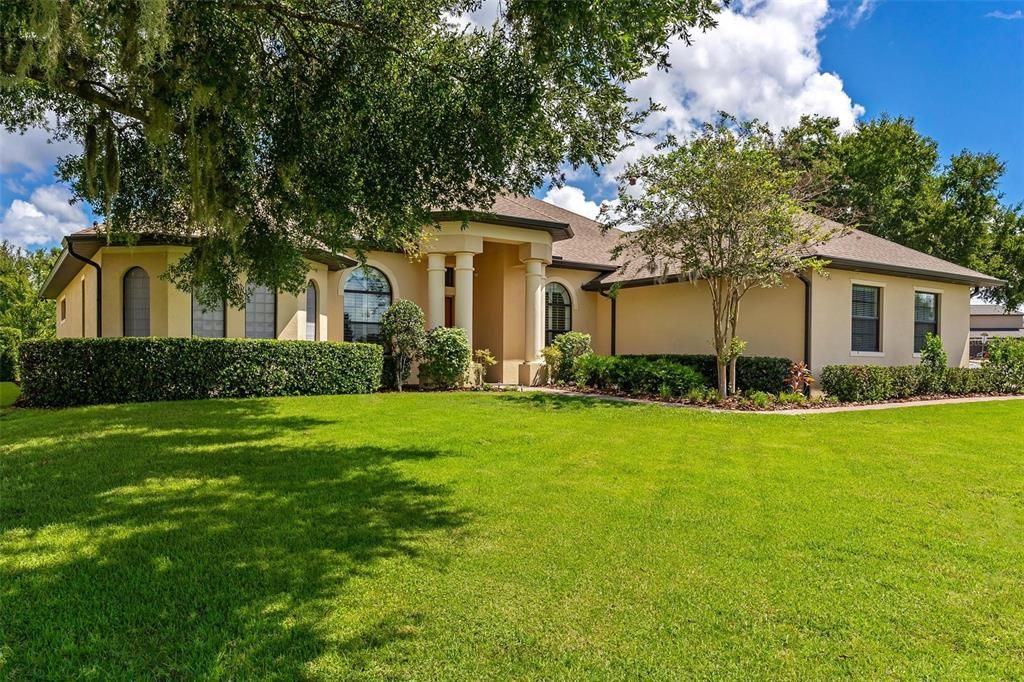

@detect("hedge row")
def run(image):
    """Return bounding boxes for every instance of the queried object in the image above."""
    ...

[20,337,383,407]
[626,354,791,393]
[820,364,1018,403]
[574,355,707,397]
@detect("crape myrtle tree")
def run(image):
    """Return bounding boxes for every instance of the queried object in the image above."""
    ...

[777,114,1024,310]
[0,0,719,307]
[604,116,844,398]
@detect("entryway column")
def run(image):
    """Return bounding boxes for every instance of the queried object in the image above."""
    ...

[427,252,446,329]
[523,258,546,363]
[454,251,475,348]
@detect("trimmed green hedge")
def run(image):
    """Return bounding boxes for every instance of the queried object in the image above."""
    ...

[574,355,707,397]
[20,337,383,407]
[627,354,791,393]
[820,364,1014,403]
[0,326,21,382]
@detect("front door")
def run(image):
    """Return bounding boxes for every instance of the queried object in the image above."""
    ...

[444,295,454,327]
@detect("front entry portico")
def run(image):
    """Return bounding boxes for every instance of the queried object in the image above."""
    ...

[421,222,554,385]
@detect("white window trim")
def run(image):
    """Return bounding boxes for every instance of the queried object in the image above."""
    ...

[850,280,885,356]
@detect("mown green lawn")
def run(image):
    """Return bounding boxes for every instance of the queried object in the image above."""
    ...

[0,382,19,408]
[1,393,1022,679]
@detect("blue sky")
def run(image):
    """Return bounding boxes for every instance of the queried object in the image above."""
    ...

[1,0,1022,249]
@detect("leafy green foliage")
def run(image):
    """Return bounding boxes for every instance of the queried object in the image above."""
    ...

[19,337,382,407]
[919,333,948,372]
[574,355,706,397]
[418,326,470,390]
[0,242,59,339]
[629,354,792,393]
[0,0,718,306]
[541,345,563,385]
[471,348,497,389]
[777,115,1024,309]
[379,300,426,391]
[546,331,592,384]
[0,326,22,382]
[987,338,1024,392]
[606,115,844,397]
[820,364,1015,403]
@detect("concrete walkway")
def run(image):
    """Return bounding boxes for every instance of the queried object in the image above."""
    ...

[523,387,1024,415]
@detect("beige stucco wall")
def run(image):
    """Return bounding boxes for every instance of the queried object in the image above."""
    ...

[809,268,971,370]
[55,264,99,338]
[612,275,807,361]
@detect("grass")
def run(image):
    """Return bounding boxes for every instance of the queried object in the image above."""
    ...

[0,382,19,408]
[2,392,1023,679]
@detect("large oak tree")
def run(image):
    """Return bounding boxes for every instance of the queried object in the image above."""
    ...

[1,0,718,305]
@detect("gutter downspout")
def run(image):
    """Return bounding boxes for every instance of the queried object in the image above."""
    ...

[796,271,812,374]
[599,289,616,356]
[67,240,102,337]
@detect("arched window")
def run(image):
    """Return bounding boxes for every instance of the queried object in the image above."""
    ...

[305,281,319,340]
[192,296,225,338]
[123,267,150,336]
[344,266,391,343]
[545,282,572,346]
[245,284,277,338]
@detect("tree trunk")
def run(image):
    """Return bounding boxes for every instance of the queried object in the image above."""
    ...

[729,356,737,395]
[717,360,728,397]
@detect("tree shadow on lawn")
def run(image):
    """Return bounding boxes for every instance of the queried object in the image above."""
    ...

[0,400,470,679]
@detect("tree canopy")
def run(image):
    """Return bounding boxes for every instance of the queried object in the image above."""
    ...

[1,0,718,306]
[605,117,843,396]
[0,241,59,339]
[777,114,1024,309]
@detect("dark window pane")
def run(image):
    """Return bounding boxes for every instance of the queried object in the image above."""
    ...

[192,297,225,338]
[305,283,318,340]
[123,267,150,337]
[246,285,276,338]
[544,282,572,347]
[913,292,939,353]
[344,267,392,343]
[851,285,880,352]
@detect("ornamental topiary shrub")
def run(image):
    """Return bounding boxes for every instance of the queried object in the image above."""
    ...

[546,331,592,384]
[819,365,895,402]
[19,337,382,407]
[379,300,426,391]
[629,354,790,393]
[418,326,471,390]
[0,326,22,382]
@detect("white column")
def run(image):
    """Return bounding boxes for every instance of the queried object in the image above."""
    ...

[454,251,474,348]
[524,258,546,362]
[427,252,446,329]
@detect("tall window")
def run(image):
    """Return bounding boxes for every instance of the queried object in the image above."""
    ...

[851,284,881,353]
[245,284,276,338]
[192,296,225,338]
[914,292,939,353]
[305,281,318,340]
[545,282,572,346]
[123,267,150,336]
[344,266,391,343]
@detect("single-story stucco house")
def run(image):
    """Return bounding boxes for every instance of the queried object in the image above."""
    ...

[40,194,1004,384]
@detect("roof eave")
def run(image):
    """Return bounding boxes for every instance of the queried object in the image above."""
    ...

[431,210,573,241]
[820,257,1006,288]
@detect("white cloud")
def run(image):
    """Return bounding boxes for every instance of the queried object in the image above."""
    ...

[541,185,602,220]
[986,9,1023,20]
[0,115,80,177]
[601,0,864,187]
[849,0,878,26]
[0,185,88,248]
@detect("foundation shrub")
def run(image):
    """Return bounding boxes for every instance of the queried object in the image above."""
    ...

[418,326,471,390]
[19,337,383,407]
[630,354,790,393]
